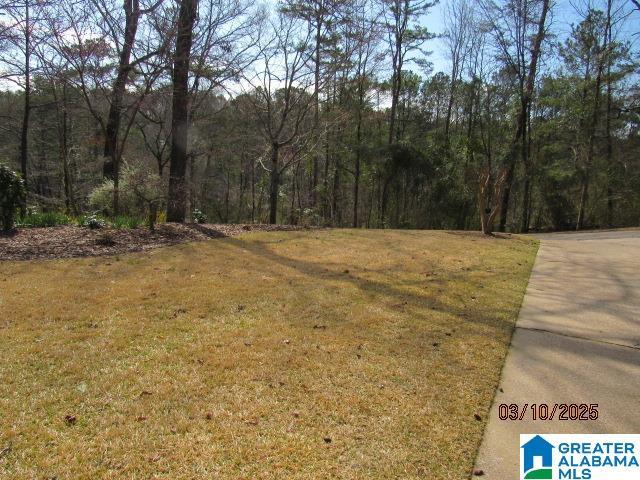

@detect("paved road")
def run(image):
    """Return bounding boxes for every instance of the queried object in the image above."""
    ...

[474,230,640,479]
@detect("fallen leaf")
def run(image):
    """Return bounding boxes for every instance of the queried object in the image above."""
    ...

[0,445,11,459]
[170,308,187,318]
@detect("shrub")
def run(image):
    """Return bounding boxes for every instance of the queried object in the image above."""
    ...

[19,211,72,228]
[79,213,107,230]
[111,215,140,229]
[88,179,117,216]
[193,208,207,224]
[88,163,164,230]
[0,164,26,231]
[298,207,320,227]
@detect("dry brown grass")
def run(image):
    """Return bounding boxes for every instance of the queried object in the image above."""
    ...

[0,229,538,479]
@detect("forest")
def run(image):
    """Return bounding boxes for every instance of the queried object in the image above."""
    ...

[0,0,639,233]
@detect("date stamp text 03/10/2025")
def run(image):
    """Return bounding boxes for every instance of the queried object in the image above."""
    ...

[498,403,599,421]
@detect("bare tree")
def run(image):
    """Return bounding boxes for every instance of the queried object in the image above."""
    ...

[481,0,551,232]
[44,0,171,213]
[0,0,49,207]
[478,166,507,234]
[346,0,383,227]
[280,0,344,209]
[242,11,317,224]
[151,0,261,220]
[442,0,473,140]
[380,0,435,145]
[101,0,168,182]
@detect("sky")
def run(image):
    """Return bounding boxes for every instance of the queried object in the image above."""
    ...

[423,0,639,76]
[0,0,637,92]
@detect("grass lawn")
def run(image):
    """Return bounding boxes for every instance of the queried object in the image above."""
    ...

[0,229,538,479]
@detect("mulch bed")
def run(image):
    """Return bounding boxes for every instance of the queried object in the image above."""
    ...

[0,223,305,261]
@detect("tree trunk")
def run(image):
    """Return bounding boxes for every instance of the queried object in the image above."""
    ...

[167,0,197,222]
[445,77,456,140]
[251,156,256,223]
[103,0,141,215]
[388,64,401,144]
[576,174,589,230]
[311,16,322,208]
[577,12,605,231]
[19,0,31,214]
[332,154,340,225]
[520,105,533,233]
[269,143,279,225]
[498,0,550,232]
[57,81,76,215]
[353,99,362,228]
[605,0,614,227]
[388,29,403,145]
[520,175,531,232]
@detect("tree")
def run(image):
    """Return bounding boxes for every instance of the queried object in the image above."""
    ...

[482,0,551,232]
[380,0,435,145]
[442,0,473,140]
[101,0,168,183]
[378,0,435,225]
[559,7,630,229]
[166,0,198,222]
[346,0,382,227]
[44,0,170,214]
[0,0,48,209]
[242,11,316,224]
[478,167,507,234]
[0,0,637,232]
[280,0,344,211]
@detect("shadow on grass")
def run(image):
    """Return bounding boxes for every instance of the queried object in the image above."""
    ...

[202,232,528,343]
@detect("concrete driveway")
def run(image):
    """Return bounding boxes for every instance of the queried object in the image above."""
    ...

[474,230,640,478]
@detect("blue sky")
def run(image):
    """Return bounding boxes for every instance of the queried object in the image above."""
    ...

[422,0,639,75]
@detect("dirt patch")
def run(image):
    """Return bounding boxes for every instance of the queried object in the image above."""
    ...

[0,223,305,261]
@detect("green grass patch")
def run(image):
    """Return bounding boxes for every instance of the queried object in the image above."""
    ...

[0,229,538,479]
[18,211,72,227]
[110,215,141,229]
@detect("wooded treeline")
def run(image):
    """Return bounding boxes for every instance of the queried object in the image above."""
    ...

[0,0,638,232]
